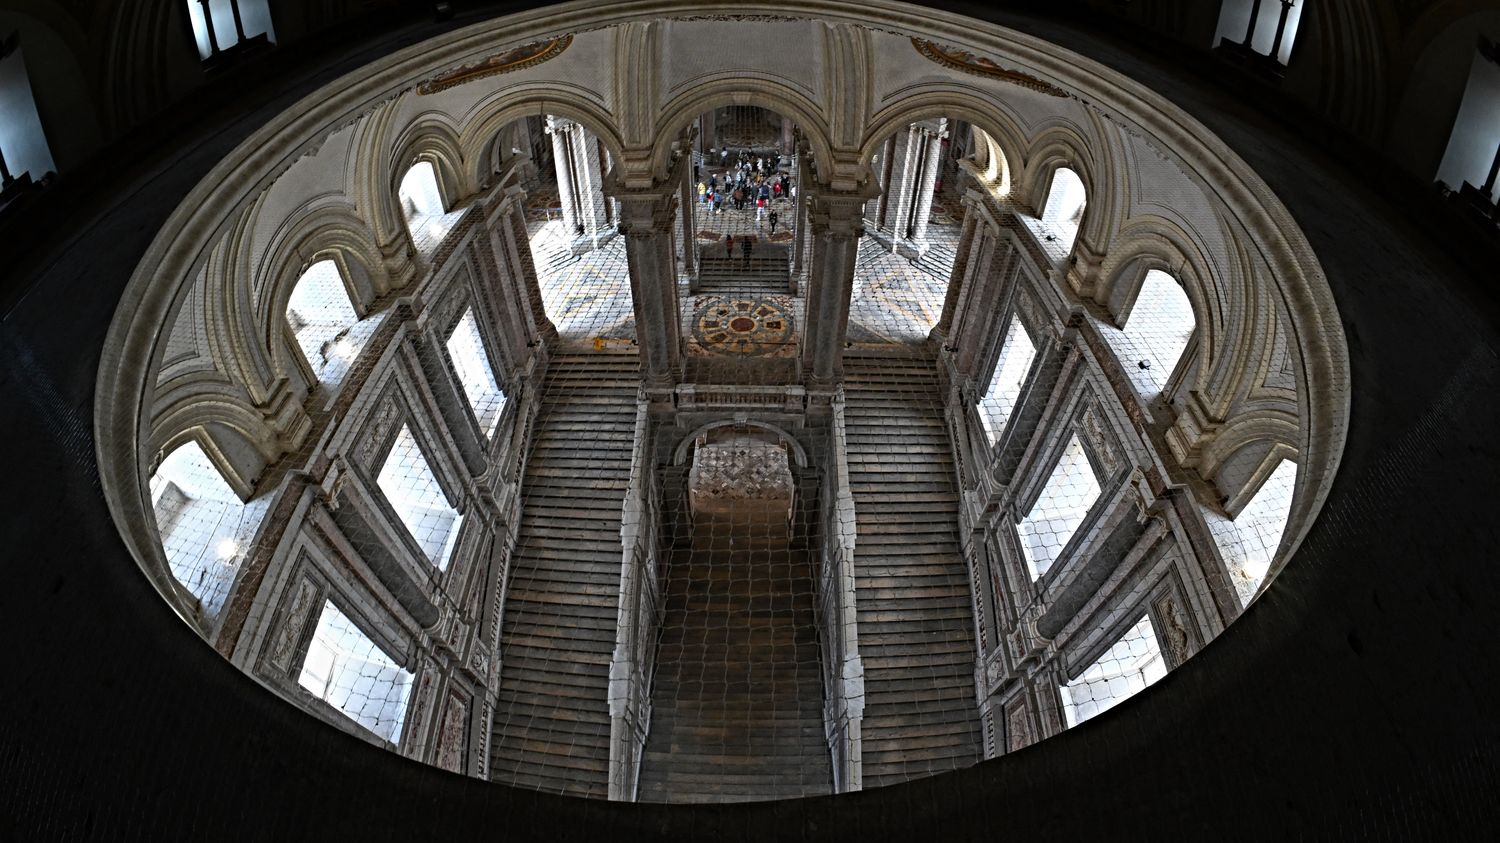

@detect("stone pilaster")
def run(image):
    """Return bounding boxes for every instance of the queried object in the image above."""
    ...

[612,182,683,396]
[801,186,873,386]
[930,200,980,342]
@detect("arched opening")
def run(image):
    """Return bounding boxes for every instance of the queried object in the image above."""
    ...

[977,314,1039,444]
[1106,269,1195,399]
[398,160,461,255]
[445,307,507,440]
[185,1,276,62]
[1040,167,1087,256]
[1018,433,1103,581]
[1204,458,1298,606]
[849,116,968,346]
[296,598,414,744]
[1059,613,1166,727]
[0,33,56,201]
[375,424,463,570]
[496,114,634,346]
[1213,0,1304,67]
[1436,36,1500,215]
[285,259,381,390]
[682,106,802,370]
[149,439,270,620]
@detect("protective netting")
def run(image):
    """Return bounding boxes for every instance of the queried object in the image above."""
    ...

[133,105,1301,802]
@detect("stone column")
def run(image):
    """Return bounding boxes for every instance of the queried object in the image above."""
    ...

[679,160,698,282]
[884,125,921,248]
[801,188,870,386]
[572,128,610,242]
[613,183,683,395]
[781,116,794,155]
[546,117,579,237]
[792,154,811,287]
[909,120,948,247]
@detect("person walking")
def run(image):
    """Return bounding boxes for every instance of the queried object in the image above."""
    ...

[741,234,753,267]
[725,234,734,260]
[697,180,707,204]
[768,210,779,235]
[756,195,766,221]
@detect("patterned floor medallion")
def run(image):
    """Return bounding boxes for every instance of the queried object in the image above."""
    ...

[693,295,795,357]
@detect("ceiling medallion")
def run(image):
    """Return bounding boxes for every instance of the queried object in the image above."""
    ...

[911,38,1068,98]
[416,34,574,95]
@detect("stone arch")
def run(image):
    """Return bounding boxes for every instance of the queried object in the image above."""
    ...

[458,87,627,191]
[650,80,835,182]
[1199,414,1301,508]
[672,420,809,469]
[386,113,470,219]
[147,389,282,502]
[858,90,1030,197]
[253,205,387,390]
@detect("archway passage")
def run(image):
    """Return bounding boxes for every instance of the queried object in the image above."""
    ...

[850,117,982,346]
[501,114,634,346]
[638,428,832,802]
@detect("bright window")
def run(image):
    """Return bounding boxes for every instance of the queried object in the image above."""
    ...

[149,441,269,619]
[286,259,373,388]
[376,424,464,570]
[1018,434,1102,580]
[297,600,413,743]
[0,41,56,184]
[445,308,507,439]
[1206,459,1298,606]
[977,315,1038,444]
[1436,46,1500,206]
[399,161,457,252]
[1060,614,1167,727]
[1214,0,1303,65]
[1109,270,1195,398]
[1041,167,1087,254]
[186,1,276,61]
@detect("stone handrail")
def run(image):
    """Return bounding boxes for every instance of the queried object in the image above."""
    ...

[817,384,864,792]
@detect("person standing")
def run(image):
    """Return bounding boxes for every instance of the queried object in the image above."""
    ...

[725,234,734,259]
[756,195,767,221]
[697,180,707,204]
[742,234,753,267]
[768,210,779,235]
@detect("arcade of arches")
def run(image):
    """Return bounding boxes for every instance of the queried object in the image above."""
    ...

[92,4,1350,804]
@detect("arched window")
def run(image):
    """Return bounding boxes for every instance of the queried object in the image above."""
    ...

[1109,269,1195,399]
[445,307,507,439]
[1041,167,1087,254]
[977,314,1038,444]
[1018,434,1103,580]
[1060,614,1166,727]
[376,424,464,570]
[186,1,276,62]
[1206,458,1298,606]
[1436,37,1500,210]
[0,35,56,195]
[286,259,375,388]
[296,599,414,743]
[1214,0,1303,67]
[149,440,269,619]
[399,161,455,251]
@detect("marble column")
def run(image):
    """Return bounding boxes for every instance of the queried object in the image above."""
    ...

[503,197,559,345]
[613,183,683,393]
[908,120,948,246]
[792,154,811,286]
[679,159,698,282]
[571,128,610,242]
[885,125,921,247]
[546,117,579,237]
[801,188,869,385]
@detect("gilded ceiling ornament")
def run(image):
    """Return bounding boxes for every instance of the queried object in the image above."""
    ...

[911,38,1068,98]
[416,35,574,95]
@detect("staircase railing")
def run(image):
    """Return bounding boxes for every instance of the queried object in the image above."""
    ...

[818,384,864,791]
[607,391,662,801]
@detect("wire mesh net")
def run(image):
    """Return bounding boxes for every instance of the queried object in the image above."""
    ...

[125,103,1306,802]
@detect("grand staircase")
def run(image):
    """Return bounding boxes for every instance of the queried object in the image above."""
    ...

[842,353,984,788]
[637,510,832,802]
[488,352,640,797]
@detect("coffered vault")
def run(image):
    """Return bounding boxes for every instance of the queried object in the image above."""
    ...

[95,0,1347,803]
